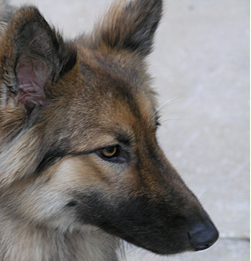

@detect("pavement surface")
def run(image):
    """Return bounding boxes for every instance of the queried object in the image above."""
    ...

[10,0,250,260]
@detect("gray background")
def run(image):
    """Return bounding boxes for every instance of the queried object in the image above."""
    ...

[10,0,250,260]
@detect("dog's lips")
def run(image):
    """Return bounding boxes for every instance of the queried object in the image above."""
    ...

[101,225,191,255]
[87,208,192,255]
[77,187,218,255]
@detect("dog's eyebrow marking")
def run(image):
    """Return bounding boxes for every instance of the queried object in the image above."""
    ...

[115,132,131,146]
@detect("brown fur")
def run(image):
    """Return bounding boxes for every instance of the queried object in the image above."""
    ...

[0,0,218,260]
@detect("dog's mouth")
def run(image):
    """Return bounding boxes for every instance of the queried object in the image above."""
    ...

[77,192,218,255]
[99,218,218,255]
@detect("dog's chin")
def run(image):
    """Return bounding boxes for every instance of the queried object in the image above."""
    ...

[120,234,192,256]
[95,223,192,256]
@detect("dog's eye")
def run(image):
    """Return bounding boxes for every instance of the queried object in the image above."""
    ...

[97,145,129,164]
[101,146,118,158]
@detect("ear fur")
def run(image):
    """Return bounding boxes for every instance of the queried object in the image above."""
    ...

[93,0,163,56]
[0,6,77,115]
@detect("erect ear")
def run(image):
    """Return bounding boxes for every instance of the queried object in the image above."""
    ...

[0,6,77,115]
[93,0,162,56]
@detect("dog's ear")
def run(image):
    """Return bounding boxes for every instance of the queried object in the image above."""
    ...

[0,6,77,115]
[93,0,162,56]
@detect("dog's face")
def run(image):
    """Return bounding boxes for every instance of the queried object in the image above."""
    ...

[0,0,218,256]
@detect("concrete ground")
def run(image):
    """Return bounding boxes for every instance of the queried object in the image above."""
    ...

[10,0,250,260]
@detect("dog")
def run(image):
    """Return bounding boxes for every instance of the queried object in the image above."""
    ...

[0,0,218,260]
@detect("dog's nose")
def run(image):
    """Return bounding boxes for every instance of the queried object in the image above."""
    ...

[188,218,219,251]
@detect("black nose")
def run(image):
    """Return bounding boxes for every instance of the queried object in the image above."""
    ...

[188,218,219,251]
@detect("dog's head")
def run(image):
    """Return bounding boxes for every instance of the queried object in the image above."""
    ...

[0,0,218,255]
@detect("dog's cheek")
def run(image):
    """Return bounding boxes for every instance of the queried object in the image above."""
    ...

[2,158,86,230]
[34,156,122,220]
[50,155,118,189]
[13,163,77,230]
[44,155,133,225]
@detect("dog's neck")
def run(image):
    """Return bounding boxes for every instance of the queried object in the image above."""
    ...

[0,214,120,261]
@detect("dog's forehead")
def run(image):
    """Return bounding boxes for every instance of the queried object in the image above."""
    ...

[54,48,159,153]
[75,48,158,128]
